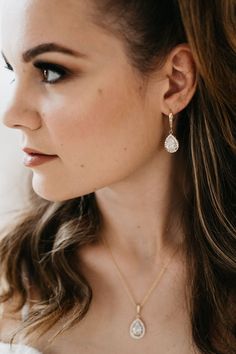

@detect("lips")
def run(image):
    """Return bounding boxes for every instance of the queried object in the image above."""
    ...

[21,146,58,167]
[22,147,57,156]
[23,152,58,167]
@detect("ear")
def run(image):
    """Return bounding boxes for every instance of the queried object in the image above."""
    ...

[161,44,197,115]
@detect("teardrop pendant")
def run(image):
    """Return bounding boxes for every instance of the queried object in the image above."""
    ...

[129,317,146,339]
[164,134,179,153]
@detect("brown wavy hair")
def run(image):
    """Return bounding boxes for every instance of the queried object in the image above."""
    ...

[0,0,236,353]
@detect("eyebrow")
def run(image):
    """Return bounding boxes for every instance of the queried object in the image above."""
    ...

[1,42,88,64]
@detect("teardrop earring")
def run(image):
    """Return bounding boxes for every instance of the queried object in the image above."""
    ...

[164,112,179,153]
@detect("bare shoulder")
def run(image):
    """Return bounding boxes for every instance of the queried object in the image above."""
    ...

[0,299,22,342]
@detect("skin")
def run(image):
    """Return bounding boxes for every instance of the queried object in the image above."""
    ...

[0,0,199,352]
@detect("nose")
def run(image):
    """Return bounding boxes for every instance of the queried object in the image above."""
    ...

[0,80,42,131]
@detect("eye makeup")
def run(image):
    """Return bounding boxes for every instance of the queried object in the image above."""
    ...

[1,54,72,85]
[33,60,71,84]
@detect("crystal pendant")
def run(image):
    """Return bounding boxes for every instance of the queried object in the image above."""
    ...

[164,134,179,153]
[129,317,146,339]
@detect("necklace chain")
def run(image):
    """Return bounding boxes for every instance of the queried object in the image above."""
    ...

[101,235,180,310]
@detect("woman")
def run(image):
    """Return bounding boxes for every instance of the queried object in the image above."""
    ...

[0,0,235,353]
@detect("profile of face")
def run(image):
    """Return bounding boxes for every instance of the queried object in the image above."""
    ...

[0,0,174,202]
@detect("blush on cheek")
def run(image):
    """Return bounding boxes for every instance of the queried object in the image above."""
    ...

[70,95,124,141]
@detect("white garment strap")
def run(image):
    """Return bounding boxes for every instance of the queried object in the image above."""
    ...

[21,303,30,322]
[0,303,4,319]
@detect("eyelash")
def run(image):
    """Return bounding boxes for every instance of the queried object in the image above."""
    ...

[3,60,69,84]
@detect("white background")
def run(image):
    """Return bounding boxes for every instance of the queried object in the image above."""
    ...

[0,3,30,227]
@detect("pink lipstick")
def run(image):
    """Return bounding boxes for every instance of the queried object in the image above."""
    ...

[23,153,58,167]
[22,147,58,167]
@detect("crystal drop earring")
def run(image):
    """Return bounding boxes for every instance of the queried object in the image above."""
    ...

[164,112,179,153]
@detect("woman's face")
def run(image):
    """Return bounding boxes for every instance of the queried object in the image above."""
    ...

[0,0,166,201]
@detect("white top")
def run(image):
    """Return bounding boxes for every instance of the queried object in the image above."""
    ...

[0,304,42,354]
[0,343,42,354]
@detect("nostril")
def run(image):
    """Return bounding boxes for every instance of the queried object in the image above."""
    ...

[2,112,41,131]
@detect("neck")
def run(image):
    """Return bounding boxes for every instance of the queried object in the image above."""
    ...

[95,151,186,267]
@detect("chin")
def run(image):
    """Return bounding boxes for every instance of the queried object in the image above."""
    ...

[33,189,69,203]
[31,176,95,203]
[31,179,70,202]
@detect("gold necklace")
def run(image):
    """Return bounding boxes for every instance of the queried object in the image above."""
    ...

[101,236,180,340]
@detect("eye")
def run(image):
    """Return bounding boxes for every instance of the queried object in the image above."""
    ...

[33,61,69,84]
[1,58,70,85]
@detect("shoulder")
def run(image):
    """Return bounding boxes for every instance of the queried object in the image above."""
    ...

[0,299,23,342]
[0,302,43,354]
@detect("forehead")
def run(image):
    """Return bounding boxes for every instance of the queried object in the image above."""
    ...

[0,0,111,60]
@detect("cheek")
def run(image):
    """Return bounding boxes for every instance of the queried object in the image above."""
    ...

[37,80,162,200]
[45,85,147,163]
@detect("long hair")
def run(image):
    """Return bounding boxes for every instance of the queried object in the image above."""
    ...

[0,1,235,353]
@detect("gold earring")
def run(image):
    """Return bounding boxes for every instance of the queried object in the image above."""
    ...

[164,112,179,153]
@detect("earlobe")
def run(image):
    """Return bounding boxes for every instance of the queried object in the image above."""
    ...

[162,44,197,115]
